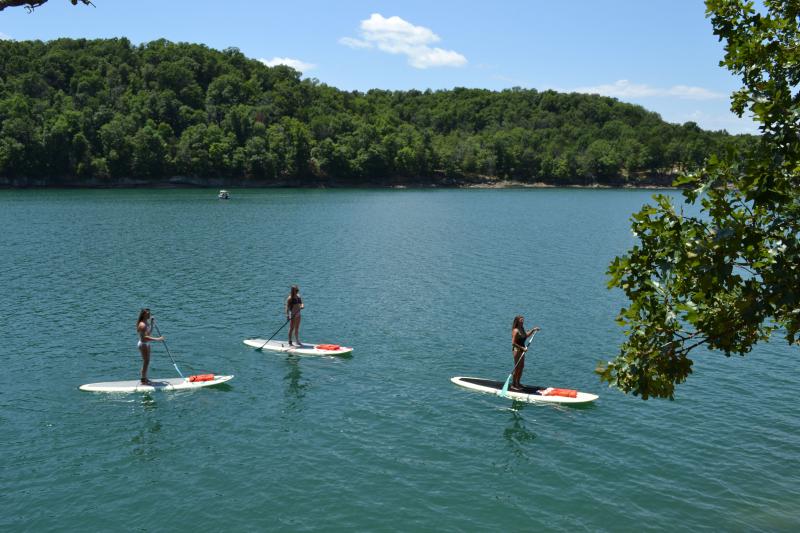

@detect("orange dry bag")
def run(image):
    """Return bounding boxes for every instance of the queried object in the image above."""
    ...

[545,388,577,398]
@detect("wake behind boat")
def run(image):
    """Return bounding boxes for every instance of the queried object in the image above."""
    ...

[80,374,234,393]
[244,338,353,356]
[451,376,598,405]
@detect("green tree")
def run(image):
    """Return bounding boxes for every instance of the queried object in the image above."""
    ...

[43,110,81,175]
[265,117,311,179]
[0,37,753,185]
[175,123,236,177]
[131,122,168,178]
[582,139,623,181]
[602,0,800,399]
[311,137,351,179]
[98,114,135,178]
[0,95,44,177]
[242,134,276,180]
[206,74,253,123]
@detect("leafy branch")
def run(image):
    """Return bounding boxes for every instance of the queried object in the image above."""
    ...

[601,0,800,399]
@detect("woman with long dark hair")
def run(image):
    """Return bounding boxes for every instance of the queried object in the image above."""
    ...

[511,315,539,391]
[137,308,164,384]
[285,285,305,346]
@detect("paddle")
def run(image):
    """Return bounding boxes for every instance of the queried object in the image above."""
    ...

[498,329,538,397]
[257,312,296,350]
[151,317,184,378]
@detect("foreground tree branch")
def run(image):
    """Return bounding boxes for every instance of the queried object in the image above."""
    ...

[0,0,94,12]
[601,0,800,399]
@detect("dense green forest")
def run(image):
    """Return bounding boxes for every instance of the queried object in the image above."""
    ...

[0,38,752,187]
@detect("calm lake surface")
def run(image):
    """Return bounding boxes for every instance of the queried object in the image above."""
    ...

[1,188,797,531]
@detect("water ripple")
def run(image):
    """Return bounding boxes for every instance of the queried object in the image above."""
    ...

[1,189,797,531]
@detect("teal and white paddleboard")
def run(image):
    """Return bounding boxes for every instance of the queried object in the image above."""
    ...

[451,376,598,405]
[79,375,233,393]
[243,338,353,356]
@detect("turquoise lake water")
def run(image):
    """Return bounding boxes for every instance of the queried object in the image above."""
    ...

[1,188,797,531]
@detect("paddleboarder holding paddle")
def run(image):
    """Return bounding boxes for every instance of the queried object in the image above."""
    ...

[285,285,304,346]
[137,308,164,384]
[511,315,539,391]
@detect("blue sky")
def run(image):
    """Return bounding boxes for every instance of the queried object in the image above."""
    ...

[1,0,757,134]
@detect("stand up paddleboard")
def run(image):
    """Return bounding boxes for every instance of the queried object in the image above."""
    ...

[80,374,234,393]
[451,376,598,405]
[243,339,353,356]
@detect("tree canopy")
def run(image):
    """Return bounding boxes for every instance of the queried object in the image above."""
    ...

[601,0,799,399]
[0,38,749,186]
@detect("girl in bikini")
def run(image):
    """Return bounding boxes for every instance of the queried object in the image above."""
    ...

[137,308,164,384]
[511,315,540,391]
[285,285,305,346]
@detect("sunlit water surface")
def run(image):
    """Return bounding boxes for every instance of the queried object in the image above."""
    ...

[1,188,797,531]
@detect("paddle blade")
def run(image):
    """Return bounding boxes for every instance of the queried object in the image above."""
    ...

[498,374,512,397]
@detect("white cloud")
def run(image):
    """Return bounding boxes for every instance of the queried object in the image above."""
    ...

[679,110,760,134]
[573,79,725,100]
[666,85,726,100]
[259,57,316,72]
[340,13,466,69]
[338,37,371,49]
[407,47,467,69]
[0,32,11,41]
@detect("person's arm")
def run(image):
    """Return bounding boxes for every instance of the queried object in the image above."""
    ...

[527,327,541,338]
[299,296,304,310]
[285,298,290,319]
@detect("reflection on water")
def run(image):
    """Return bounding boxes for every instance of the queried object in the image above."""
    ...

[131,420,161,461]
[131,398,162,460]
[503,409,537,452]
[282,356,307,413]
[140,394,158,412]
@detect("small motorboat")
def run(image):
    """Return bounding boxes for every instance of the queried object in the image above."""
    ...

[218,189,230,200]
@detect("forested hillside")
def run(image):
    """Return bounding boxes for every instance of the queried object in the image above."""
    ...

[0,38,751,186]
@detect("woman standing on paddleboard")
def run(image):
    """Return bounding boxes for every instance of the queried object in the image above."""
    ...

[285,285,304,346]
[511,315,540,391]
[137,308,164,384]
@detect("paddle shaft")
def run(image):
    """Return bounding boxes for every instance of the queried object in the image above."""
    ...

[151,318,184,378]
[258,311,297,350]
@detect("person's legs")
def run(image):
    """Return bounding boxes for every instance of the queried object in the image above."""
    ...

[140,344,151,383]
[512,354,524,388]
[294,315,302,345]
[288,317,297,345]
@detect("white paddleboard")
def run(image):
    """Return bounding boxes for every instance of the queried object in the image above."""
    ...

[79,375,234,393]
[451,376,598,405]
[243,338,353,356]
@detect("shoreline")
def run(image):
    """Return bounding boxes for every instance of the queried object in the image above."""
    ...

[0,176,679,191]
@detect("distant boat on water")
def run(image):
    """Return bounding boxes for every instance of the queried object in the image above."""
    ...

[218,189,230,200]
